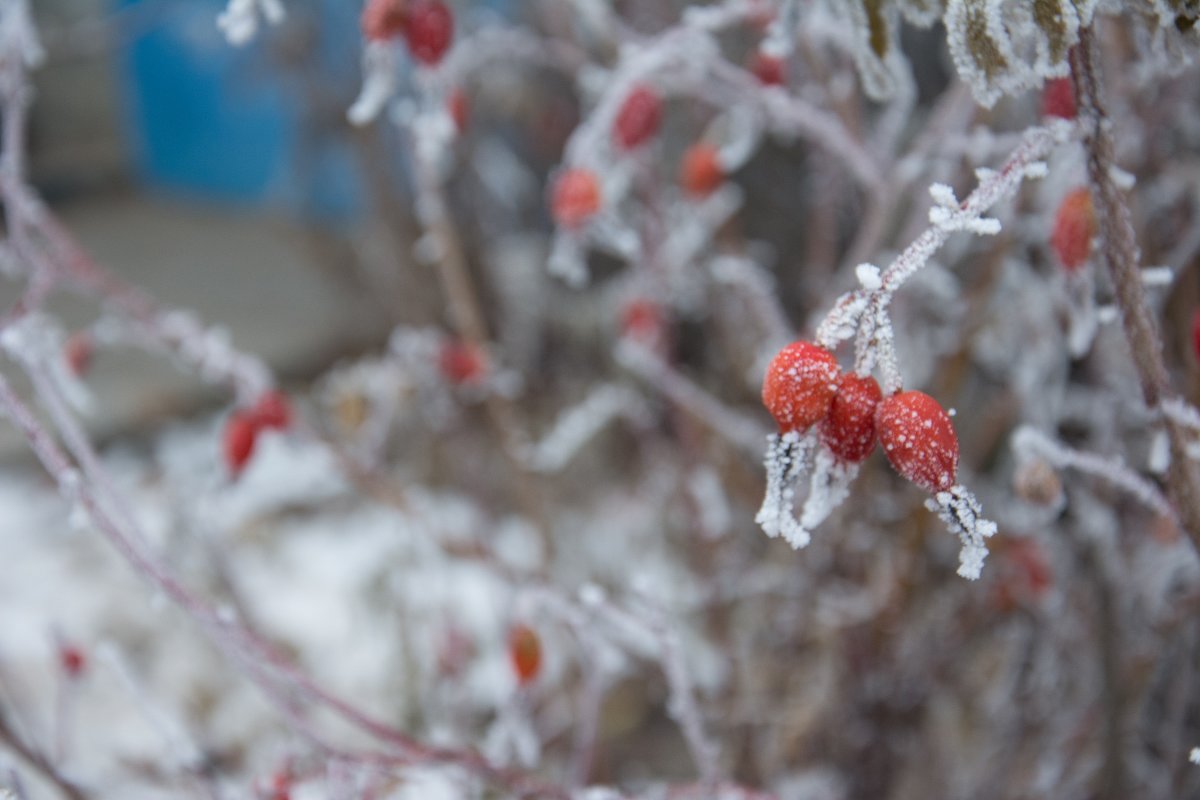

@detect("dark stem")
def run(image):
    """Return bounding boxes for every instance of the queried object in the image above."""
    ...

[1070,25,1200,546]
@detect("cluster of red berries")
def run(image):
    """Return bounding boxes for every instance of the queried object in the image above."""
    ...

[361,0,454,66]
[223,390,293,477]
[762,341,959,493]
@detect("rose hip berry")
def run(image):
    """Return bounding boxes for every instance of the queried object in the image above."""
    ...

[749,52,785,86]
[402,0,453,65]
[820,372,882,463]
[439,339,487,385]
[508,624,541,686]
[551,168,601,228]
[223,410,258,477]
[875,390,959,493]
[1042,77,1075,120]
[680,143,724,199]
[1051,187,1096,272]
[761,341,840,433]
[613,84,662,150]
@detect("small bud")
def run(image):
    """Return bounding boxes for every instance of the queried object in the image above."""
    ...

[1013,458,1062,506]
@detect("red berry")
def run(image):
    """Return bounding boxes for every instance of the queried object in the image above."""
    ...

[1042,77,1075,120]
[680,143,724,198]
[361,0,406,41]
[875,391,959,493]
[620,298,663,341]
[819,373,882,463]
[269,773,292,800]
[402,0,453,66]
[439,339,487,385]
[60,645,86,678]
[1051,188,1095,272]
[448,87,469,133]
[252,390,292,431]
[761,341,840,433]
[64,331,93,377]
[749,52,785,86]
[613,84,662,150]
[508,624,541,686]
[1191,308,1200,365]
[551,168,601,228]
[223,410,258,477]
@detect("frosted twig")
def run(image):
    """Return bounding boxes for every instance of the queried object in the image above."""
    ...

[615,339,767,457]
[753,431,815,549]
[1012,426,1176,521]
[525,385,649,472]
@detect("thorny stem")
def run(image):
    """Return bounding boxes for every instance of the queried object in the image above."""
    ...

[1070,26,1200,547]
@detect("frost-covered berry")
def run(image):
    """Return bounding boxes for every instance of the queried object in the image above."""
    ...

[361,0,406,41]
[761,341,840,433]
[875,391,958,493]
[613,84,662,150]
[252,389,292,431]
[439,339,487,385]
[749,52,785,86]
[1050,188,1095,272]
[1042,77,1075,120]
[508,624,541,686]
[680,143,723,198]
[820,372,882,463]
[402,0,453,65]
[223,410,258,477]
[551,168,601,228]
[64,330,93,377]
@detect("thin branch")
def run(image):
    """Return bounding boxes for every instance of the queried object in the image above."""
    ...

[1070,26,1200,547]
